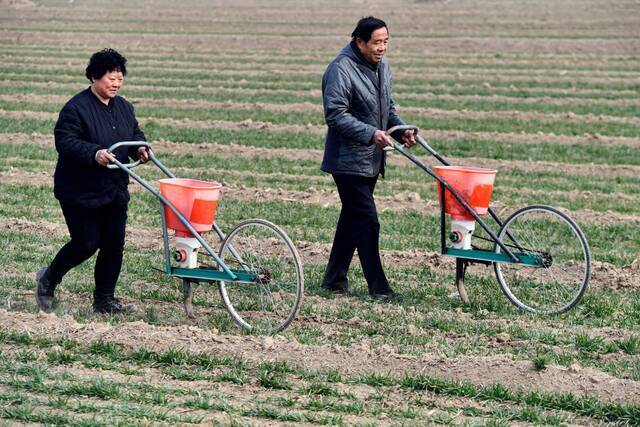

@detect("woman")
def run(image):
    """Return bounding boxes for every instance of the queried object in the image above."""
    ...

[36,48,148,314]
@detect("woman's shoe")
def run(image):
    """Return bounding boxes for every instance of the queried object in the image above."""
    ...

[35,267,54,311]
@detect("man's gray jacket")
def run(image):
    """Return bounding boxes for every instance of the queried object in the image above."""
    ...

[321,42,405,177]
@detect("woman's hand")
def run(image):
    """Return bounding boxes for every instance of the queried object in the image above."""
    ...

[137,146,149,163]
[95,149,116,166]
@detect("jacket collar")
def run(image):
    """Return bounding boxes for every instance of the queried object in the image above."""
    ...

[347,41,380,72]
[86,86,116,108]
[338,42,383,93]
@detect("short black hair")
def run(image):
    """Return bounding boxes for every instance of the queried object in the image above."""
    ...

[351,16,387,42]
[85,48,127,82]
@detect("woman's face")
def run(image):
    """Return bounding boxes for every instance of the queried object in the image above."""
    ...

[92,70,124,102]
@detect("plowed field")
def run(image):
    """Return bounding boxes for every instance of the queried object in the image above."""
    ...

[1,0,639,425]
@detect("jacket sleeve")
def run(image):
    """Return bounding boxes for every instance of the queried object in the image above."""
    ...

[54,104,101,167]
[323,63,377,146]
[125,102,147,159]
[386,70,406,139]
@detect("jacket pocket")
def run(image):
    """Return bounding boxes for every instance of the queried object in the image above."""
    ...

[337,141,374,173]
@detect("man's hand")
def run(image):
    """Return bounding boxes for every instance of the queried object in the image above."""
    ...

[137,146,149,163]
[372,130,393,149]
[401,129,417,148]
[95,149,116,166]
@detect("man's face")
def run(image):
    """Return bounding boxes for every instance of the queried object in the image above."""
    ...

[356,26,389,64]
[92,69,124,101]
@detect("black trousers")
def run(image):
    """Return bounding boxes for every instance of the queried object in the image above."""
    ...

[47,199,128,302]
[322,174,391,294]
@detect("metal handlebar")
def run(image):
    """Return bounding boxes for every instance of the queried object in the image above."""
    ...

[387,124,419,136]
[383,125,449,165]
[106,141,153,169]
[383,125,418,152]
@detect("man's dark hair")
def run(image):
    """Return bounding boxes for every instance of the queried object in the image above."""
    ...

[351,16,387,42]
[85,48,127,82]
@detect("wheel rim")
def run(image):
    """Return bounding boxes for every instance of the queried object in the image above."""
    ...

[495,206,590,314]
[219,220,303,334]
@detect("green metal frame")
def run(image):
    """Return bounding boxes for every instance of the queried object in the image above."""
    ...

[443,248,543,266]
[171,267,257,283]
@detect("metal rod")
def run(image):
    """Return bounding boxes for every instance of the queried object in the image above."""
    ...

[160,201,171,275]
[440,184,446,254]
[455,258,469,303]
[415,134,449,167]
[213,222,226,241]
[148,152,176,179]
[213,222,246,271]
[106,141,151,170]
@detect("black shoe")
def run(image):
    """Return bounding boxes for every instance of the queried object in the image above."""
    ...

[35,267,54,311]
[321,283,349,294]
[370,290,398,302]
[93,297,136,314]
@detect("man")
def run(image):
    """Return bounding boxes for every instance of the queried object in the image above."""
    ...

[36,48,149,314]
[321,16,416,300]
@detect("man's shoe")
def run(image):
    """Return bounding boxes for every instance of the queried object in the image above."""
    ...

[370,290,399,302]
[93,297,136,314]
[35,267,54,311]
[321,283,349,294]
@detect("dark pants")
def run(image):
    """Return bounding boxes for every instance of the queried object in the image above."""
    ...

[322,174,391,295]
[47,199,128,302]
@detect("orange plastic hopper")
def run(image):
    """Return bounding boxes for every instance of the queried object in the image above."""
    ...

[159,178,222,237]
[434,166,496,220]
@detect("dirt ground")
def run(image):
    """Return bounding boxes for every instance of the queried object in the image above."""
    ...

[1,0,639,422]
[1,308,639,406]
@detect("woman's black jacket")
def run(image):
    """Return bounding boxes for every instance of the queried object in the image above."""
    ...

[53,88,146,208]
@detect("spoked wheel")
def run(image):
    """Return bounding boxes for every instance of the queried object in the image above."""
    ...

[218,219,304,334]
[494,205,590,314]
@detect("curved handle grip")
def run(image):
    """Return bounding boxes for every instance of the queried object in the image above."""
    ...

[383,125,419,151]
[386,124,419,137]
[106,141,152,169]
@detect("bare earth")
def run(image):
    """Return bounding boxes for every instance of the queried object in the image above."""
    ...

[1,0,639,422]
[0,308,638,406]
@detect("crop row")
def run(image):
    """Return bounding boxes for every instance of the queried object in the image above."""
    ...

[3,84,640,119]
[5,73,639,103]
[5,55,640,83]
[4,61,640,93]
[4,17,637,37]
[2,138,640,206]
[2,330,634,425]
[1,222,639,376]
[2,135,640,267]
[2,111,640,163]
[2,43,639,70]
